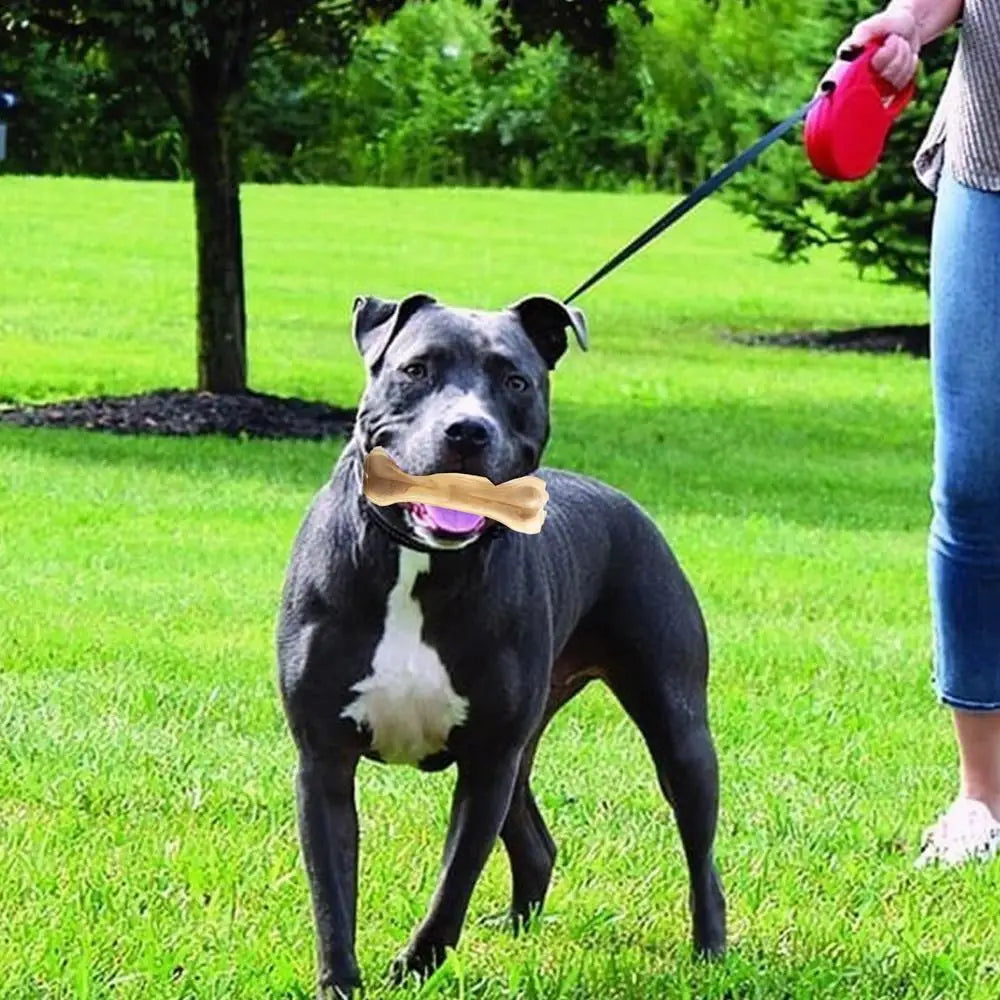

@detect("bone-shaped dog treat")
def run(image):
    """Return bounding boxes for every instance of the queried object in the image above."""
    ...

[363,447,548,534]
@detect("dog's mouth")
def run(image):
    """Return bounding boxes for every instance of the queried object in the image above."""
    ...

[403,502,487,545]
[360,445,498,549]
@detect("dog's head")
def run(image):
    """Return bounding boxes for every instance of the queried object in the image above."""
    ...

[351,293,587,550]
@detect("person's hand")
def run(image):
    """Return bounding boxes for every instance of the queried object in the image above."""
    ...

[846,5,922,88]
[819,4,922,94]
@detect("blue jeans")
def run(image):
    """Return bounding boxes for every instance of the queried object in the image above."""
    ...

[929,170,1000,711]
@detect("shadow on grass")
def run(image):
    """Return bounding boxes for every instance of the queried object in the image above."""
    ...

[727,323,930,359]
[0,389,932,533]
[384,944,970,1000]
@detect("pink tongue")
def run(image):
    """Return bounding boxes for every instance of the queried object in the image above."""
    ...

[424,505,485,534]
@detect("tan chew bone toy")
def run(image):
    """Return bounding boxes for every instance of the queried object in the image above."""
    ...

[363,447,548,534]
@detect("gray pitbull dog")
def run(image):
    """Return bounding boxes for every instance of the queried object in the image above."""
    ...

[277,293,726,997]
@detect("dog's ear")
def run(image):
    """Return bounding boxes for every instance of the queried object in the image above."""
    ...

[351,293,437,368]
[508,295,588,370]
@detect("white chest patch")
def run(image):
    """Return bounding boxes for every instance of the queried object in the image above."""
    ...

[341,550,469,766]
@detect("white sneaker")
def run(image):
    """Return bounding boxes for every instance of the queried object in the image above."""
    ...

[916,798,1000,868]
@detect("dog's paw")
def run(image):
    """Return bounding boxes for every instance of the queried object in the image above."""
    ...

[508,906,543,937]
[693,937,727,962]
[317,967,362,999]
[389,939,448,984]
[316,985,356,1000]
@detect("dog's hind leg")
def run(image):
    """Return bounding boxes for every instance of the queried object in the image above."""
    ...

[500,734,556,931]
[500,665,594,931]
[625,686,727,958]
[599,570,727,957]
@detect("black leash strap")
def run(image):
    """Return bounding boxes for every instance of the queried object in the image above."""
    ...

[565,95,823,305]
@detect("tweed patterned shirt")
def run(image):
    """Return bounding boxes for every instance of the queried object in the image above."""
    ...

[915,0,1000,192]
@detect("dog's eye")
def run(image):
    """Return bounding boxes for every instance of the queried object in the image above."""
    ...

[506,374,530,392]
[401,362,428,380]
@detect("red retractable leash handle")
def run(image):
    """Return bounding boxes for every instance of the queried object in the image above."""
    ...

[804,39,916,181]
[565,39,917,303]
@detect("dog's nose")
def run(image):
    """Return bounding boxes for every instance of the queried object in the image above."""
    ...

[444,418,492,456]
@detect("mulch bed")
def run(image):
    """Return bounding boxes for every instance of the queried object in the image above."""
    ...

[0,389,355,441]
[725,324,929,358]
[0,328,929,442]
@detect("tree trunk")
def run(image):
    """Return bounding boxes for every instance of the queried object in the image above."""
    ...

[187,90,247,394]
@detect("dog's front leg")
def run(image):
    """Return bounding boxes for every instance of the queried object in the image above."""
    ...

[296,752,361,999]
[392,751,521,982]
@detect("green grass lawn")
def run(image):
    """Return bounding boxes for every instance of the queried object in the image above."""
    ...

[3,176,997,1000]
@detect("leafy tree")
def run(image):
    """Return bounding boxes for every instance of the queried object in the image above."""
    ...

[483,0,651,66]
[724,0,957,292]
[2,0,649,394]
[0,39,182,178]
[4,1,411,392]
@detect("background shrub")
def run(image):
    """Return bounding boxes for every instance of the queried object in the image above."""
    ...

[2,0,952,291]
[723,0,955,290]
